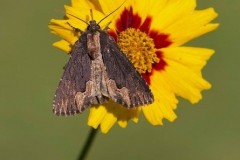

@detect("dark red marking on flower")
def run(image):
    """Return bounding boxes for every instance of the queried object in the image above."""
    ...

[149,31,172,48]
[142,73,151,85]
[116,6,141,32]
[139,16,152,34]
[142,51,167,85]
[153,51,167,71]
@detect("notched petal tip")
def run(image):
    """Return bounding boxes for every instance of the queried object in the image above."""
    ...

[87,102,142,133]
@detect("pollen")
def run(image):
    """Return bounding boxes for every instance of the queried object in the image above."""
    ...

[117,28,159,74]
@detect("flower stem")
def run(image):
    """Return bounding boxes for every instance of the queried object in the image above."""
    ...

[77,128,98,160]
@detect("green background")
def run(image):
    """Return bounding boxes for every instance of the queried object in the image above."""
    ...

[0,0,239,160]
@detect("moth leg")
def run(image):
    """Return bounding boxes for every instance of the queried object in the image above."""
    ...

[103,21,112,31]
[62,63,67,70]
[67,22,83,34]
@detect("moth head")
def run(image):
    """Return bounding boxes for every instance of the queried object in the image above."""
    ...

[87,20,100,32]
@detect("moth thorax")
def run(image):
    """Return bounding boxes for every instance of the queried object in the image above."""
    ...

[87,33,101,59]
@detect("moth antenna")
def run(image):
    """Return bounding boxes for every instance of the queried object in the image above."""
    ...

[97,0,126,25]
[66,13,89,25]
[90,9,94,20]
[103,21,112,31]
[67,22,83,33]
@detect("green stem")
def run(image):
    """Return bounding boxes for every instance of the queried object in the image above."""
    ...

[77,128,98,160]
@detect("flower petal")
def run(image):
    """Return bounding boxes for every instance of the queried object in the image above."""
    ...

[161,47,214,74]
[133,0,168,19]
[100,110,117,133]
[117,106,141,128]
[49,19,78,45]
[146,0,168,17]
[151,0,196,31]
[98,0,118,14]
[87,101,140,133]
[49,19,72,30]
[71,0,94,9]
[143,70,178,125]
[161,55,212,103]
[88,105,108,129]
[164,8,219,46]
[64,5,107,28]
[98,0,131,26]
[52,40,72,53]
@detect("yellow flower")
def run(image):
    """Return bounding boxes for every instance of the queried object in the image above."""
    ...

[49,0,219,133]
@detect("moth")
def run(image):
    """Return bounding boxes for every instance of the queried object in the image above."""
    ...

[53,10,154,116]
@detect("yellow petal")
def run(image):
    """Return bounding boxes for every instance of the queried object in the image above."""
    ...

[99,106,117,133]
[52,40,72,53]
[151,0,196,31]
[49,19,72,30]
[71,0,95,9]
[164,8,219,46]
[98,0,136,27]
[161,47,214,74]
[99,0,130,15]
[161,58,211,103]
[89,0,103,12]
[64,5,105,24]
[146,0,167,17]
[49,26,78,45]
[142,70,178,125]
[88,101,141,133]
[118,120,128,128]
[88,105,108,129]
[129,0,148,21]
[49,19,78,45]
[123,0,167,22]
[117,106,141,128]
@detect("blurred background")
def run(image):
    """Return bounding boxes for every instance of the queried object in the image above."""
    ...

[0,0,239,160]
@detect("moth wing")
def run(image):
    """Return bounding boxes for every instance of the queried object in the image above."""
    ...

[100,31,154,107]
[53,34,104,115]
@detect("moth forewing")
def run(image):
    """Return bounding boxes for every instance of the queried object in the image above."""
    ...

[53,20,153,116]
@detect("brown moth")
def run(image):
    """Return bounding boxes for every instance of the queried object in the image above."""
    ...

[52,11,154,116]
